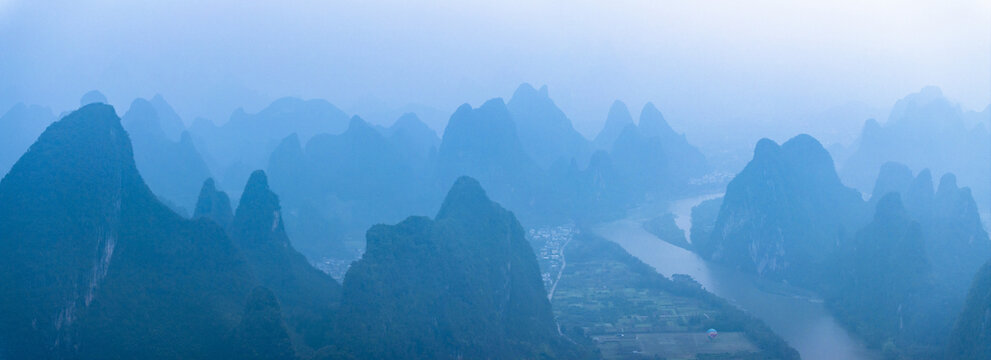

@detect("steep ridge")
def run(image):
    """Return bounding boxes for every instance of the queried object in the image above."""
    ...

[386,112,440,172]
[593,100,634,150]
[0,103,254,359]
[193,177,234,231]
[867,163,990,292]
[231,170,342,351]
[436,98,545,222]
[335,177,588,359]
[149,93,188,141]
[507,83,593,167]
[827,194,930,350]
[699,134,867,282]
[608,103,708,197]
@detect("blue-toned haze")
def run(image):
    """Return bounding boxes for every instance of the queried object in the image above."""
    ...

[0,0,987,151]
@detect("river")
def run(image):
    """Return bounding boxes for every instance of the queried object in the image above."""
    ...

[592,194,878,360]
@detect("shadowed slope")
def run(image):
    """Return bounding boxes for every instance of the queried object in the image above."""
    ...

[0,103,254,359]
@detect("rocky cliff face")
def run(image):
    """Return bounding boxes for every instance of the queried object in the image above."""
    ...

[0,103,255,359]
[230,170,341,351]
[335,177,586,359]
[193,177,234,231]
[699,134,867,281]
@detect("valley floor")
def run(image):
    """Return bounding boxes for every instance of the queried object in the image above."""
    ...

[530,225,789,359]
[592,196,879,360]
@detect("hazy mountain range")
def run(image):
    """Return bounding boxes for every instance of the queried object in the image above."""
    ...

[692,132,989,357]
[0,82,987,359]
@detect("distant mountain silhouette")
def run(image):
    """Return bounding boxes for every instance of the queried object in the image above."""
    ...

[149,94,188,141]
[638,102,708,179]
[930,174,990,279]
[436,98,545,221]
[234,97,350,143]
[122,97,212,213]
[545,150,633,222]
[180,90,715,260]
[192,97,350,195]
[609,103,708,196]
[963,104,990,129]
[610,122,669,194]
[266,134,310,202]
[306,116,423,212]
[268,116,429,257]
[507,83,593,167]
[345,96,450,135]
[335,177,586,359]
[868,162,915,206]
[868,163,990,292]
[843,86,990,209]
[193,178,234,231]
[385,112,440,172]
[79,90,107,106]
[594,100,634,149]
[263,133,340,257]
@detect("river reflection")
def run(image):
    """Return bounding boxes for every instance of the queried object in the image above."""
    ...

[592,195,878,360]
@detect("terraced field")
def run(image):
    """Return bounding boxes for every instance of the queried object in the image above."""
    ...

[543,231,796,359]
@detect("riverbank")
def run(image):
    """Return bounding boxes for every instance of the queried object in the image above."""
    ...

[551,232,798,359]
[592,195,878,360]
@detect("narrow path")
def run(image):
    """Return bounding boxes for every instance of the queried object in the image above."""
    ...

[547,236,571,302]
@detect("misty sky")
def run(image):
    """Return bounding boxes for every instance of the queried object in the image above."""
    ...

[1,0,988,144]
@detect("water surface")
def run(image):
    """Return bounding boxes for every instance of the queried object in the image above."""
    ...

[593,194,878,360]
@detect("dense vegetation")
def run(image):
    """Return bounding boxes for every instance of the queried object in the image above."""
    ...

[697,134,868,283]
[693,131,991,357]
[334,177,593,359]
[230,170,342,353]
[824,194,932,356]
[232,287,297,360]
[256,85,712,259]
[193,177,234,231]
[0,104,255,359]
[688,197,722,246]
[0,105,609,359]
[820,163,990,358]
[3,83,989,359]
[642,213,691,250]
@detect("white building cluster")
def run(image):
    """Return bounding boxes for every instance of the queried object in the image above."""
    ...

[527,224,578,291]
